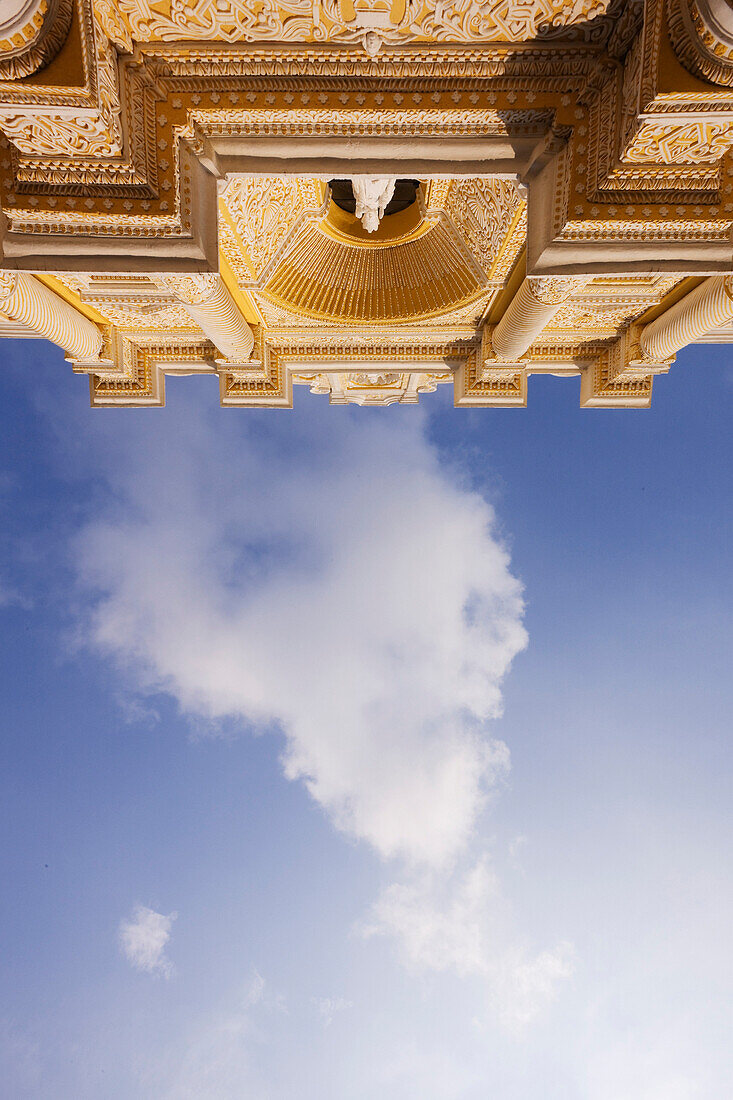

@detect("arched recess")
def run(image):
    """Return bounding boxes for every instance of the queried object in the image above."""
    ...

[668,0,733,86]
[0,0,73,81]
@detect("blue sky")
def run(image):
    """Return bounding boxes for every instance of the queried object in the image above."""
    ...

[0,341,731,1099]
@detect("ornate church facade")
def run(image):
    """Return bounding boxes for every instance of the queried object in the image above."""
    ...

[1,0,733,408]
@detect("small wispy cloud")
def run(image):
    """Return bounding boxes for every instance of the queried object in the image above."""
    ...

[119,905,176,978]
[243,970,266,1008]
[150,973,284,1099]
[312,996,353,1027]
[361,858,574,1027]
[243,969,287,1014]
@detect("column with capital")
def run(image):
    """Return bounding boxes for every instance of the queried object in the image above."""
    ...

[157,275,259,374]
[579,276,733,408]
[0,272,103,361]
[639,276,733,361]
[480,276,589,381]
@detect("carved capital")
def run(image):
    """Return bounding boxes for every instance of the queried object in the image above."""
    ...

[526,276,589,306]
[609,323,674,381]
[158,274,221,306]
[157,274,255,364]
[0,272,18,308]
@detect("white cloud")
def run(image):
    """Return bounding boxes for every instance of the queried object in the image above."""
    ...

[72,402,570,1020]
[119,905,176,977]
[491,942,576,1030]
[362,858,574,1027]
[75,405,526,870]
[362,859,501,976]
[243,970,266,1008]
[243,969,287,1015]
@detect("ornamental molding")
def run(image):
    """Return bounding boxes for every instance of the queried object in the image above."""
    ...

[108,0,621,48]
[0,0,73,81]
[668,0,733,87]
[0,0,124,160]
[3,0,733,411]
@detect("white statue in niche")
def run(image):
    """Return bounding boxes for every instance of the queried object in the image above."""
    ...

[351,177,397,232]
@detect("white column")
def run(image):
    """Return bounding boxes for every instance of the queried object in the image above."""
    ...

[0,272,102,360]
[160,274,255,363]
[639,276,733,361]
[491,276,588,361]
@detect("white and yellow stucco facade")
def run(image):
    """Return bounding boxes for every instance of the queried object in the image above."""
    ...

[2,0,733,408]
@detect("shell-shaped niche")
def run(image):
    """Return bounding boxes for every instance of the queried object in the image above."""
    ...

[261,184,486,324]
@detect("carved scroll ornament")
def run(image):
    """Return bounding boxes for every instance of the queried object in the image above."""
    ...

[109,0,616,46]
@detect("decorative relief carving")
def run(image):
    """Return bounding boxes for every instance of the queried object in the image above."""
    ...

[94,0,135,52]
[221,178,316,281]
[92,18,126,155]
[0,113,122,158]
[545,280,683,334]
[606,0,642,59]
[293,369,452,406]
[151,42,595,79]
[2,0,730,411]
[527,275,589,304]
[85,299,200,331]
[184,107,551,145]
[668,0,733,87]
[111,0,616,46]
[445,179,526,279]
[0,2,124,159]
[0,0,73,80]
[426,179,453,210]
[0,271,17,305]
[622,121,733,165]
[158,273,221,305]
